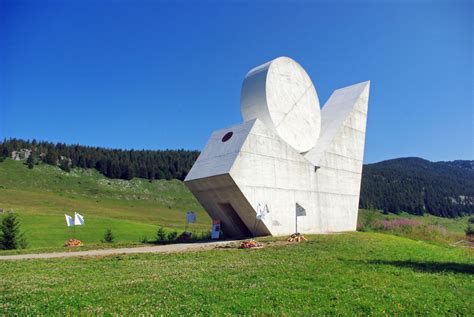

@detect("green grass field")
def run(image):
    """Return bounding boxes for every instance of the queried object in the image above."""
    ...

[0,159,210,249]
[1,159,473,315]
[1,233,472,315]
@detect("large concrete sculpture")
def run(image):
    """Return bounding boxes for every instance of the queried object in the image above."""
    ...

[185,57,370,238]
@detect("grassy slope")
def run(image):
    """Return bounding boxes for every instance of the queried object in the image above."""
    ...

[0,159,209,248]
[0,159,470,250]
[358,209,470,234]
[1,233,472,315]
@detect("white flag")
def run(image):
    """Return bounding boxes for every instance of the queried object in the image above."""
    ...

[296,203,306,217]
[74,212,85,225]
[65,214,74,227]
[256,203,269,220]
[186,211,197,224]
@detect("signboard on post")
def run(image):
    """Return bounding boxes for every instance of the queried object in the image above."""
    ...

[186,211,197,224]
[211,219,221,240]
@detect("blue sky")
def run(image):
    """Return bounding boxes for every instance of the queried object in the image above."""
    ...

[1,0,472,163]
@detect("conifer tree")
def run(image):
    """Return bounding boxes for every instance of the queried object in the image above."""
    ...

[0,214,27,250]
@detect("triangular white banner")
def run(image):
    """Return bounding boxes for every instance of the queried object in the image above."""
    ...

[296,203,306,217]
[256,203,269,220]
[65,214,74,227]
[74,212,85,225]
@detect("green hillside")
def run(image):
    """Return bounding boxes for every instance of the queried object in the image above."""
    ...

[0,159,471,251]
[361,157,474,217]
[0,159,210,249]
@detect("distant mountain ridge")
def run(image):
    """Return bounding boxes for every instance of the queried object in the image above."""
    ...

[360,157,474,218]
[440,160,474,171]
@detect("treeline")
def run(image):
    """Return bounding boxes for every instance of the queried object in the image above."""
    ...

[0,138,199,181]
[360,157,474,218]
[2,139,474,219]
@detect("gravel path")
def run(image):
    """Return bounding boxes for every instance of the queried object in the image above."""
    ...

[0,240,238,261]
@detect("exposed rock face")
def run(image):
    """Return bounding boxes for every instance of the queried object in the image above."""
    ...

[11,149,32,161]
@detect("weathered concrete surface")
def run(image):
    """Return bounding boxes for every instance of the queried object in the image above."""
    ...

[240,57,321,153]
[185,57,370,238]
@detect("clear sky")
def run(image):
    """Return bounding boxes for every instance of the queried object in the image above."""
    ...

[1,0,472,163]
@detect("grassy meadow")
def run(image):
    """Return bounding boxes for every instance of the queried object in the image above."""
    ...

[0,159,473,315]
[0,158,472,252]
[0,159,209,249]
[1,233,473,315]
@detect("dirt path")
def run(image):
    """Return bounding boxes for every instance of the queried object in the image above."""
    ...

[0,240,239,261]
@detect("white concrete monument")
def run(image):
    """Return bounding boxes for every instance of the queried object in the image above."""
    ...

[185,56,370,238]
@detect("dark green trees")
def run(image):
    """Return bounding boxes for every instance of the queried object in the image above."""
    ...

[360,158,474,218]
[156,227,166,243]
[26,154,34,169]
[59,159,71,172]
[0,138,199,181]
[45,148,58,165]
[102,229,114,243]
[0,213,27,250]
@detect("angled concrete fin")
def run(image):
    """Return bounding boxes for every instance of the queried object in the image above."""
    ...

[304,81,370,166]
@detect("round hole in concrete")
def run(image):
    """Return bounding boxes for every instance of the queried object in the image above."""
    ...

[222,131,233,142]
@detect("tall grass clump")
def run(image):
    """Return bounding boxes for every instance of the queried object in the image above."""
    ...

[365,218,459,244]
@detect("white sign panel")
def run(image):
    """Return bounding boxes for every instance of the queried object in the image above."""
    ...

[186,211,197,224]
[211,220,221,239]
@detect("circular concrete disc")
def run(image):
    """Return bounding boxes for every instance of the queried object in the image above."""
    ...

[240,56,321,153]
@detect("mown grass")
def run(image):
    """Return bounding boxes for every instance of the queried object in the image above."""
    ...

[0,159,210,249]
[0,233,472,315]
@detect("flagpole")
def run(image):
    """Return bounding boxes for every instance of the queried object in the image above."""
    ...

[295,211,298,234]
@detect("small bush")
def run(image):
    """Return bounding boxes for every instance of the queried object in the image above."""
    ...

[102,229,114,243]
[156,227,167,243]
[59,159,71,172]
[468,217,474,224]
[465,224,474,239]
[0,213,27,250]
[26,155,34,169]
[357,211,376,232]
[195,230,211,241]
[167,231,178,241]
[140,236,148,244]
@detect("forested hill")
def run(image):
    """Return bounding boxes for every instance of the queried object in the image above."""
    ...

[2,139,473,218]
[0,138,199,180]
[360,157,474,218]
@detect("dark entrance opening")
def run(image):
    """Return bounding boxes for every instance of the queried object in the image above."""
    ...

[218,203,253,238]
